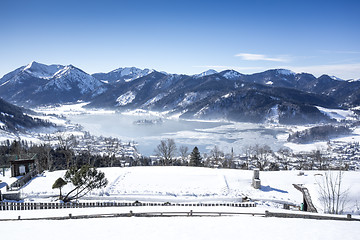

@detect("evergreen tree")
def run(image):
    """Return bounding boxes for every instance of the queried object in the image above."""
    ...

[189,147,202,166]
[62,165,108,202]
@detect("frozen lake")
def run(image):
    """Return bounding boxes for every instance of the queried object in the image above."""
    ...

[67,113,289,156]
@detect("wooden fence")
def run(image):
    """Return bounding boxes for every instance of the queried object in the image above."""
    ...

[0,201,256,211]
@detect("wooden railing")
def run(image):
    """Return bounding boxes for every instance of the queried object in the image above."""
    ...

[8,170,39,191]
[293,184,317,213]
[0,201,256,211]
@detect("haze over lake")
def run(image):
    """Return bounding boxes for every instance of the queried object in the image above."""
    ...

[67,113,288,156]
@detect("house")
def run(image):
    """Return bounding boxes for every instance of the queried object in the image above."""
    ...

[10,156,36,177]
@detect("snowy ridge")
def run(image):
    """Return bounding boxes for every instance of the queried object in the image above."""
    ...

[38,65,104,94]
[113,67,154,82]
[330,75,344,81]
[92,67,155,83]
[23,61,64,79]
[276,69,295,76]
[316,106,356,121]
[221,70,243,80]
[194,69,218,78]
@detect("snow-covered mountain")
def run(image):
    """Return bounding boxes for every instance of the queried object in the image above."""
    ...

[37,65,105,95]
[220,70,244,80]
[0,62,105,106]
[1,62,360,124]
[92,67,154,83]
[193,69,218,78]
[88,69,340,124]
[0,61,62,87]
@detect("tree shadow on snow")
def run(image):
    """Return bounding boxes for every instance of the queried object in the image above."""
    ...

[260,185,288,193]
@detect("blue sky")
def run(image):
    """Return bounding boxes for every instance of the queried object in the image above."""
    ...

[1,0,360,79]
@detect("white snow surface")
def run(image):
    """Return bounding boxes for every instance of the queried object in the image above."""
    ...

[143,93,166,107]
[330,75,344,81]
[116,91,136,106]
[316,106,356,121]
[1,209,359,240]
[1,167,360,240]
[35,102,115,116]
[178,92,209,108]
[1,166,358,215]
[222,70,242,80]
[277,69,295,75]
[194,69,218,78]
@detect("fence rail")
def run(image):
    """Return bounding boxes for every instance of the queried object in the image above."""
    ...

[0,201,256,211]
[8,170,39,191]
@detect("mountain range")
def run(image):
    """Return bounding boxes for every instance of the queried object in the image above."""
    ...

[1,61,360,124]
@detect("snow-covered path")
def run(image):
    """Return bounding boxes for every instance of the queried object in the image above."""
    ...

[2,211,359,240]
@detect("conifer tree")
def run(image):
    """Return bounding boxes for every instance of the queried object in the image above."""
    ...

[189,147,202,166]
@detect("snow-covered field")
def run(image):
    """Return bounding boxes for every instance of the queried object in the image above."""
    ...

[1,166,360,239]
[1,166,359,214]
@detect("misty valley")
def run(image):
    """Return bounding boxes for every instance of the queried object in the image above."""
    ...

[67,111,288,156]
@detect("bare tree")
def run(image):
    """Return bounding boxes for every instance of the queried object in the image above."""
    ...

[317,170,349,214]
[253,144,272,170]
[277,147,290,170]
[210,145,224,167]
[155,139,177,166]
[179,145,189,164]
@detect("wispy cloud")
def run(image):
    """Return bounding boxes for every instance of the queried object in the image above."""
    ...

[235,53,289,62]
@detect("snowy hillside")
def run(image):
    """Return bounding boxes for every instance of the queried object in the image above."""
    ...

[4,166,357,214]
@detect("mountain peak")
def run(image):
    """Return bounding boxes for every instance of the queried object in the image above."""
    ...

[194,69,218,78]
[220,69,243,80]
[23,61,44,71]
[22,61,64,79]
